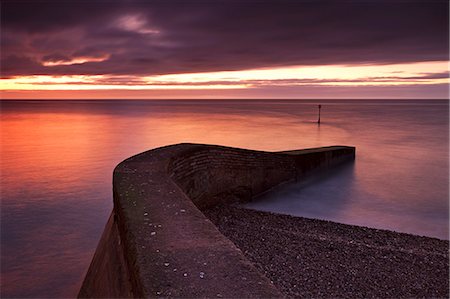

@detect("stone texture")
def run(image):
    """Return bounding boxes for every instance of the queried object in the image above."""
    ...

[79,143,355,298]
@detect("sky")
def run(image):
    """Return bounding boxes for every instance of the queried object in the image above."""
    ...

[1,0,449,99]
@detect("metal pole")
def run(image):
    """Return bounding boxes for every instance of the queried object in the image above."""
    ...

[318,104,321,124]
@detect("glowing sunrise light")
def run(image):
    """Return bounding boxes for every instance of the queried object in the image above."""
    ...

[1,61,448,92]
[41,55,110,66]
[146,61,449,86]
[0,75,249,90]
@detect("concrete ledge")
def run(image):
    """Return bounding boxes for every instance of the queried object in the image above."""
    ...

[79,143,355,298]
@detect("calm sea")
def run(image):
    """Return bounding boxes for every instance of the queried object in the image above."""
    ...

[1,99,448,298]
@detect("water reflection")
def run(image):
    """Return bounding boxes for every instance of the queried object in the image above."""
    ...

[247,161,357,219]
[1,100,448,298]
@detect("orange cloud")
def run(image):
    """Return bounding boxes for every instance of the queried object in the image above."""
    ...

[41,55,110,67]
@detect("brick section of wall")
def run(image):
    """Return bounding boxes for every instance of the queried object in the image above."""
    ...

[169,147,298,209]
[168,145,355,209]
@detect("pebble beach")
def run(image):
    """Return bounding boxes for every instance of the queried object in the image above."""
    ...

[204,205,449,298]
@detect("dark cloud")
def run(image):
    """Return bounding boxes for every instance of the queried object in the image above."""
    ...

[1,0,449,77]
[42,54,71,63]
[404,72,450,80]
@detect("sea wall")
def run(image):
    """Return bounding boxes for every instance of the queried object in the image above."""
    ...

[79,143,355,298]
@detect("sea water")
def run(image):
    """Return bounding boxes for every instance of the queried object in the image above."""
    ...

[1,99,448,297]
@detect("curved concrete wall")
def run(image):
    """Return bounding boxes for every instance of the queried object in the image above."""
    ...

[79,143,355,298]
